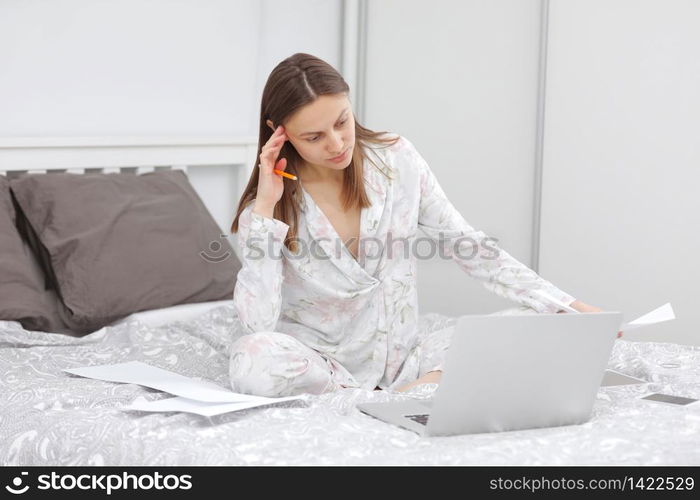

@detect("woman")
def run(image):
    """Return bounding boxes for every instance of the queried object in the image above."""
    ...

[229,52,614,397]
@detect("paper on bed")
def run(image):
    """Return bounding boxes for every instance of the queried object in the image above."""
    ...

[601,369,647,386]
[126,394,304,417]
[63,360,273,404]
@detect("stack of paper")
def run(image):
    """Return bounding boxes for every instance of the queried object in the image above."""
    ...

[63,361,305,417]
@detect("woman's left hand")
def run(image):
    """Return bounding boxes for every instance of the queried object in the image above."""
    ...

[566,300,623,338]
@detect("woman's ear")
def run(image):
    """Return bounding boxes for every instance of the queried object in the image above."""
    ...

[266,119,275,131]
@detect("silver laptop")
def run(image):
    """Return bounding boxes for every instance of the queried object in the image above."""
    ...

[357,311,623,437]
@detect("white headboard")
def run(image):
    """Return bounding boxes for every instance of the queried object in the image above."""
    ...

[0,136,258,244]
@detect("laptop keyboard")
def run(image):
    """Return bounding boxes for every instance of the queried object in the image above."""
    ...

[404,413,430,426]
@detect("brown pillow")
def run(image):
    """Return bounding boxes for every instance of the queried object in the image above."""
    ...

[0,176,71,333]
[10,170,240,335]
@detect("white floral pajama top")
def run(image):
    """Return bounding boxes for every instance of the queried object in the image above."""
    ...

[232,135,577,391]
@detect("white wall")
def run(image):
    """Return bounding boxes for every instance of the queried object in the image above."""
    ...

[539,0,700,345]
[0,0,341,137]
[364,0,551,316]
[0,0,342,235]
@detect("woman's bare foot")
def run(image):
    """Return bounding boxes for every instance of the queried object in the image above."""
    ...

[396,370,442,392]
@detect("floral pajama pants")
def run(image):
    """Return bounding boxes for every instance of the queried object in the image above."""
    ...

[229,306,539,397]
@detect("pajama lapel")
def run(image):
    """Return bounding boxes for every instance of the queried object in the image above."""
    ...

[299,146,394,289]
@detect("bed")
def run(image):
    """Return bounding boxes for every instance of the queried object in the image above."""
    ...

[1,139,699,466]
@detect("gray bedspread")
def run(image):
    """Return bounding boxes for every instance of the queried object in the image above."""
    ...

[1,304,699,465]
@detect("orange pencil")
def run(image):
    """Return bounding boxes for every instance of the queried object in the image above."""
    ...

[274,169,297,180]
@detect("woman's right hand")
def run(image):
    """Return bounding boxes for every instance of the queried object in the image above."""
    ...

[255,125,289,214]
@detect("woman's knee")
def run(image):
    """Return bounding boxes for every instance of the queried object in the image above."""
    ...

[229,331,335,397]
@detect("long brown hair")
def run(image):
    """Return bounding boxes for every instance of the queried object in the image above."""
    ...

[230,52,399,253]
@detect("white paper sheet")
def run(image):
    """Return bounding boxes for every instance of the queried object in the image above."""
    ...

[64,361,274,404]
[620,302,675,331]
[533,291,675,332]
[126,394,304,417]
[601,369,647,387]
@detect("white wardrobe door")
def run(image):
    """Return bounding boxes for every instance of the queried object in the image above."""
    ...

[364,0,546,315]
[540,0,700,345]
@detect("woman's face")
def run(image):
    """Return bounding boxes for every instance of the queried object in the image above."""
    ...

[273,93,356,171]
